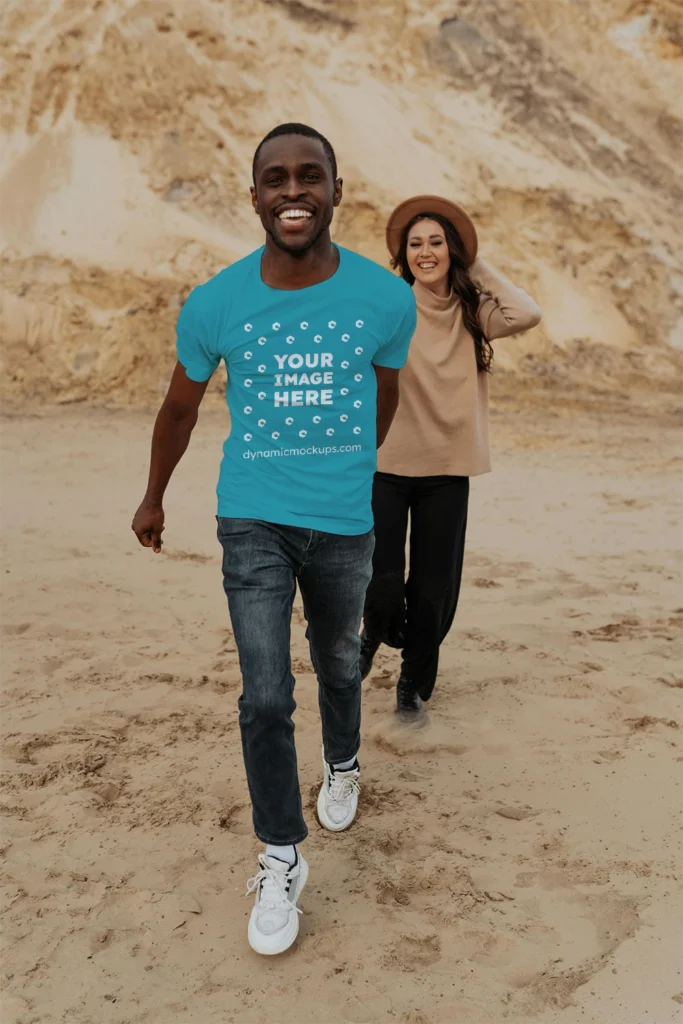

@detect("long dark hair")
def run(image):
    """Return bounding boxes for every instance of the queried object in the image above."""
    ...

[393,212,493,373]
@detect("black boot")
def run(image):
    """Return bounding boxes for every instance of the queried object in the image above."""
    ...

[396,675,424,720]
[359,632,380,681]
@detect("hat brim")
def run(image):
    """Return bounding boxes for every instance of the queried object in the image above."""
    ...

[386,195,478,267]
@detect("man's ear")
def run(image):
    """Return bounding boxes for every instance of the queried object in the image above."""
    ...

[333,177,343,208]
[250,185,259,215]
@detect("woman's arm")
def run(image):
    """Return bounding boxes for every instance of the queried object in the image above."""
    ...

[472,258,542,341]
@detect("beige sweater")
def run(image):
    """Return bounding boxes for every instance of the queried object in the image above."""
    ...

[378,259,542,477]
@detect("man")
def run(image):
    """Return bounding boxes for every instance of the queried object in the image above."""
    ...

[132,123,415,955]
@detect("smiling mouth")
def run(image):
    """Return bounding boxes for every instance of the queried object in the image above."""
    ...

[417,262,438,271]
[277,209,314,225]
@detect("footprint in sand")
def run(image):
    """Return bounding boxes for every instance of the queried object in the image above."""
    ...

[217,801,252,835]
[369,718,468,757]
[658,673,683,689]
[163,550,213,564]
[2,622,31,636]
[495,805,539,821]
[383,926,441,967]
[368,672,395,690]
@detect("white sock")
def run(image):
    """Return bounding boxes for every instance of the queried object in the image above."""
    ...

[332,756,358,772]
[265,843,296,866]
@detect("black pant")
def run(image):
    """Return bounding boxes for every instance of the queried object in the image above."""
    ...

[363,473,469,701]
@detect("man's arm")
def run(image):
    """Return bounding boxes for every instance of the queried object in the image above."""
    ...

[374,365,400,449]
[131,361,210,552]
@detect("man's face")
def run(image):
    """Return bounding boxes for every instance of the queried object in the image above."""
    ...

[251,134,342,255]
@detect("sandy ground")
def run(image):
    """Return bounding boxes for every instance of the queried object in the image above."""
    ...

[1,402,681,1024]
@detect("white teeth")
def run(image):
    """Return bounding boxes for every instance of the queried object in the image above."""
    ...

[279,209,312,220]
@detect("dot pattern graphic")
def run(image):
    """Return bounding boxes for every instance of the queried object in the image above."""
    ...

[236,317,372,449]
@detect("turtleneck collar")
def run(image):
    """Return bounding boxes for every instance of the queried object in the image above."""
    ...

[412,278,457,313]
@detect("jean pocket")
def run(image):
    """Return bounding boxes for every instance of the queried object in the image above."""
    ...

[217,518,269,551]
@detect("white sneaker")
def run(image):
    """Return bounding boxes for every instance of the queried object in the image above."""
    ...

[246,851,309,955]
[317,754,360,832]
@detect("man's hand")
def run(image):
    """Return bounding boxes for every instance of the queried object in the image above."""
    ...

[132,500,165,553]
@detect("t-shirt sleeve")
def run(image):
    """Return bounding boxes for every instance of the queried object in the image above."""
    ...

[373,286,417,369]
[176,287,221,382]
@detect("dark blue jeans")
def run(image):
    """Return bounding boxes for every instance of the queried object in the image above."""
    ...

[217,518,374,845]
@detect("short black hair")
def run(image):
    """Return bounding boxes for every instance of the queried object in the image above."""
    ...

[252,122,338,183]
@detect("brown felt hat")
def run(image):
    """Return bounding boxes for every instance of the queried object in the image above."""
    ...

[386,195,478,267]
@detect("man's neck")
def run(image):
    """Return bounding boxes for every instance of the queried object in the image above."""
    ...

[260,233,340,291]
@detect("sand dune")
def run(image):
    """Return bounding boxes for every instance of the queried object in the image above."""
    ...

[1,0,682,405]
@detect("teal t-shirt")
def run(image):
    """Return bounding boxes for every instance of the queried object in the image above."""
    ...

[176,246,416,535]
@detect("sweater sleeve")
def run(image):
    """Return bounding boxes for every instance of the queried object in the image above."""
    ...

[471,258,542,341]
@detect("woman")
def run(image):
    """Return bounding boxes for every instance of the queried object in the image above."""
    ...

[361,195,542,718]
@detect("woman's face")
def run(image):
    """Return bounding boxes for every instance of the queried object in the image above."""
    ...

[405,218,451,292]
